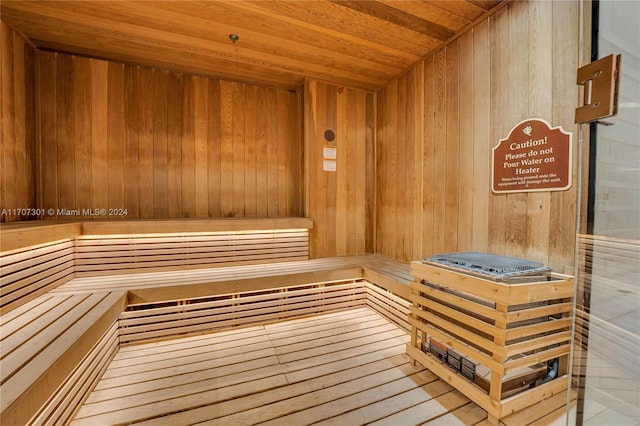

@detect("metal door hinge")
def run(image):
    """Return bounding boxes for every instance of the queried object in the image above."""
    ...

[575,53,621,124]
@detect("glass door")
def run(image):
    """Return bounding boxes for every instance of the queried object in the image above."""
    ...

[572,0,640,424]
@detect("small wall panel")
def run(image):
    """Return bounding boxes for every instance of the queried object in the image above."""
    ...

[0,21,36,223]
[375,0,580,272]
[35,51,303,220]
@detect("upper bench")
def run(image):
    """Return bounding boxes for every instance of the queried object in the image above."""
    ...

[1,218,313,314]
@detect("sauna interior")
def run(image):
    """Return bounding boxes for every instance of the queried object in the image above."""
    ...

[1,1,639,425]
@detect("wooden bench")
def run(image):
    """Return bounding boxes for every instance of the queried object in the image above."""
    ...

[1,240,76,315]
[0,218,312,313]
[0,219,413,424]
[75,218,312,276]
[53,255,411,344]
[0,291,126,426]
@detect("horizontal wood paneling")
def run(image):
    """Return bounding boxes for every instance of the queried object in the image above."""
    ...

[376,0,580,272]
[36,51,302,220]
[0,21,36,223]
[304,80,375,258]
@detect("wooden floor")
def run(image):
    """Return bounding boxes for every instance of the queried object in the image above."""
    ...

[72,307,570,425]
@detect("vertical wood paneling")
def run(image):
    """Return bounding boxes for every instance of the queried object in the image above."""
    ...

[445,41,460,253]
[123,66,139,219]
[364,92,375,253]
[90,59,108,215]
[503,3,530,258]
[458,32,474,251]
[256,86,269,217]
[526,0,553,264]
[138,66,154,218]
[74,57,92,218]
[244,85,257,217]
[376,0,580,271]
[1,22,36,223]
[153,70,169,218]
[432,50,447,255]
[550,0,580,273]
[167,72,182,218]
[471,20,491,252]
[304,80,375,258]
[233,83,246,216]
[108,62,125,217]
[2,22,17,216]
[36,52,302,220]
[180,75,195,218]
[56,54,75,216]
[40,52,58,214]
[421,55,436,258]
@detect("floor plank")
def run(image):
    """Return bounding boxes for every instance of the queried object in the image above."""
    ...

[74,307,573,425]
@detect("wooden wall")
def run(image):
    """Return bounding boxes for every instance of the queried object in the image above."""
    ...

[1,21,36,223]
[36,51,302,220]
[376,0,580,272]
[304,80,375,258]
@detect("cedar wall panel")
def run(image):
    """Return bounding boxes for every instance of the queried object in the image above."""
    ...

[36,51,302,219]
[0,21,36,222]
[304,80,375,258]
[376,0,579,272]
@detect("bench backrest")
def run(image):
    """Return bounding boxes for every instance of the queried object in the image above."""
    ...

[0,240,75,315]
[75,229,310,276]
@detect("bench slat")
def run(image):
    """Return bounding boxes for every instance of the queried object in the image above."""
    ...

[1,293,105,384]
[28,322,119,425]
[0,291,126,426]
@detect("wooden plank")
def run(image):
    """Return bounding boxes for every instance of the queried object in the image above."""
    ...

[73,56,92,218]
[277,90,289,216]
[107,61,125,218]
[137,66,154,219]
[406,344,498,419]
[72,374,288,425]
[432,49,447,254]
[123,64,140,219]
[79,217,312,234]
[207,356,421,425]
[219,80,233,216]
[335,87,348,256]
[180,75,195,217]
[421,55,436,258]
[1,241,74,276]
[410,262,510,304]
[30,322,118,425]
[166,71,182,218]
[548,0,580,273]
[260,369,442,425]
[135,350,410,426]
[244,85,257,216]
[364,92,375,253]
[89,59,109,216]
[206,78,219,217]
[1,22,17,219]
[368,389,469,426]
[255,85,269,217]
[471,19,490,253]
[444,40,460,253]
[152,69,168,218]
[525,0,552,265]
[38,51,58,215]
[0,223,80,253]
[1,291,126,426]
[232,82,246,216]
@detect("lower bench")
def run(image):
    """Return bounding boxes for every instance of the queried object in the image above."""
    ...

[0,292,126,426]
[1,255,412,424]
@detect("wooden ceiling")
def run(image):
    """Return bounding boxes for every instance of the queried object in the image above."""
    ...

[1,1,505,90]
